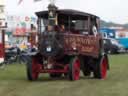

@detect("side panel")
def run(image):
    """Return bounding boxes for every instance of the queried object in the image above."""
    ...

[64,34,101,58]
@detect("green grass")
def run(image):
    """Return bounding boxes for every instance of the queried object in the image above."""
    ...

[0,54,128,96]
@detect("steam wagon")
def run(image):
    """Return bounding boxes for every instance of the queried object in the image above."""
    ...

[26,4,109,81]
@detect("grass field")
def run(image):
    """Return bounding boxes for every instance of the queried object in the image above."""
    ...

[0,54,128,96]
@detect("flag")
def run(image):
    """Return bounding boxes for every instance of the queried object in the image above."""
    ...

[18,0,23,5]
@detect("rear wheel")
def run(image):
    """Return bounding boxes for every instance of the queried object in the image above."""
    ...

[93,55,108,79]
[26,57,41,81]
[68,57,80,81]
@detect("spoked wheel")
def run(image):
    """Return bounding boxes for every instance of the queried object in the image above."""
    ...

[68,57,80,81]
[94,55,108,79]
[26,57,41,81]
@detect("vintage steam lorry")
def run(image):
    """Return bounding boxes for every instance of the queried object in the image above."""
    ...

[26,3,109,81]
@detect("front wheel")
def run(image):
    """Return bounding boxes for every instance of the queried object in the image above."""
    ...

[68,57,80,81]
[93,55,108,79]
[26,57,41,81]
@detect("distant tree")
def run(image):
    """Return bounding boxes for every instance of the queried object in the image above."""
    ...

[100,20,128,29]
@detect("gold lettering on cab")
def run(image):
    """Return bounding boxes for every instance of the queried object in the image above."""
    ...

[65,36,97,45]
[81,46,94,52]
[64,35,98,53]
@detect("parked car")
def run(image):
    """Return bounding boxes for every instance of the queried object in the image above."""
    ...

[103,38,125,54]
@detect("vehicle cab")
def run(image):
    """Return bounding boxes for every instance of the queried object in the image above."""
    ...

[36,4,102,57]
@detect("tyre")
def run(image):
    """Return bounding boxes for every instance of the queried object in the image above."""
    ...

[26,56,40,81]
[93,55,108,79]
[68,57,80,81]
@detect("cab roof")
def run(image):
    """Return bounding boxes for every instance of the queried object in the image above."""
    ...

[36,9,99,19]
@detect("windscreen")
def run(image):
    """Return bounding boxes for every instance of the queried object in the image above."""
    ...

[58,15,88,32]
[70,19,88,31]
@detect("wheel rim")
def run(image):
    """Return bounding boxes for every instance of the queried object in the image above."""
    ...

[32,59,40,79]
[73,58,80,80]
[101,56,107,79]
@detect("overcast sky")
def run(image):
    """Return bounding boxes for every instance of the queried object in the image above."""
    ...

[5,0,128,24]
